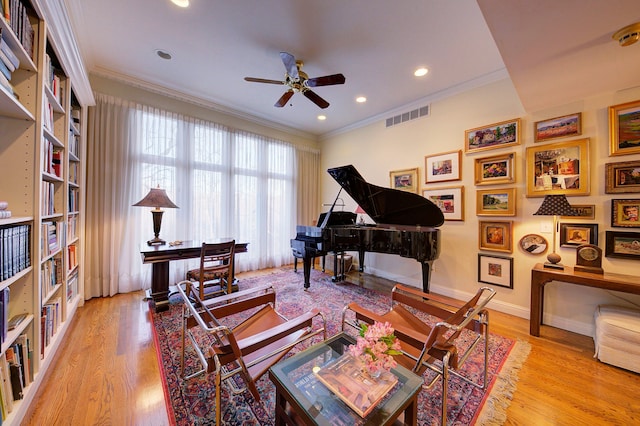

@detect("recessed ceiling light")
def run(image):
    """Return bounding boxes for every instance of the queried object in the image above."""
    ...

[317,115,327,121]
[414,67,429,77]
[356,96,367,103]
[171,0,189,7]
[155,49,172,60]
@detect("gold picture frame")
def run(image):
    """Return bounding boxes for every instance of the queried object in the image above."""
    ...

[526,138,590,197]
[476,188,516,216]
[474,152,515,186]
[605,160,640,194]
[609,99,640,156]
[479,220,513,253]
[389,168,419,193]
[561,204,595,220]
[534,112,582,142]
[465,118,521,154]
[611,199,640,228]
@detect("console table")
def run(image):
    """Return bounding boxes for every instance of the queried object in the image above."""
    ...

[530,263,640,336]
[140,239,248,312]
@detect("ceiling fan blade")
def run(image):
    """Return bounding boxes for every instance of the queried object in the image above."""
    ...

[244,77,285,85]
[306,73,346,87]
[280,52,299,80]
[303,90,329,109]
[274,90,294,107]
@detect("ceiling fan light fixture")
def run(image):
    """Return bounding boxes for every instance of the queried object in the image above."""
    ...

[317,115,327,121]
[155,49,172,60]
[170,0,189,7]
[356,96,367,103]
[414,67,429,77]
[612,22,640,47]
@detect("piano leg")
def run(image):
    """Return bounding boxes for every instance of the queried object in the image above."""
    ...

[421,261,433,293]
[358,250,365,272]
[302,256,312,289]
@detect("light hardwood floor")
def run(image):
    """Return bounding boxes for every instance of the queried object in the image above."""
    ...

[23,268,640,425]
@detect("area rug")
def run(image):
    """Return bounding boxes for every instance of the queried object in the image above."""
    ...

[151,269,530,425]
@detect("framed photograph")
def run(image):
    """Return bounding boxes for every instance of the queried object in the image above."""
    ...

[526,138,590,197]
[605,230,640,259]
[474,152,515,186]
[477,253,513,289]
[424,150,461,184]
[422,186,464,221]
[559,223,598,247]
[561,204,595,220]
[605,160,640,194]
[476,188,516,216]
[390,168,419,193]
[479,220,513,253]
[611,199,640,228]
[534,112,582,142]
[465,118,521,154]
[519,234,548,255]
[609,99,640,156]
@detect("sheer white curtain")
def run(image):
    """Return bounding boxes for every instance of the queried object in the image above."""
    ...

[85,93,318,298]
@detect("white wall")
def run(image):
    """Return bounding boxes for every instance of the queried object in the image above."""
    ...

[320,78,640,337]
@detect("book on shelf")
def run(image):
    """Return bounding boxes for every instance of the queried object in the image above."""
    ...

[0,56,11,81]
[313,353,398,418]
[0,29,20,70]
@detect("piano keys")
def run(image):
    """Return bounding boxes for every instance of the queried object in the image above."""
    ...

[291,164,444,292]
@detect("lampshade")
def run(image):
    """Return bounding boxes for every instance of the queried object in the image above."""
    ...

[533,195,576,216]
[133,187,179,209]
[354,205,365,214]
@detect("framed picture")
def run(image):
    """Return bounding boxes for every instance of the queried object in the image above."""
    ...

[519,234,548,255]
[390,168,419,193]
[479,220,513,253]
[605,230,640,259]
[474,152,515,186]
[534,112,582,142]
[477,253,513,289]
[422,186,464,221]
[562,204,595,220]
[559,223,598,247]
[424,150,461,184]
[465,118,521,154]
[609,99,640,156]
[476,188,516,216]
[526,138,590,197]
[605,160,640,194]
[611,199,640,228]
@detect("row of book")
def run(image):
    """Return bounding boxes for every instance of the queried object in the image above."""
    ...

[1,0,35,61]
[67,244,77,274]
[0,287,9,345]
[0,224,31,282]
[41,257,62,298]
[40,221,62,259]
[42,137,63,179]
[69,161,79,185]
[0,201,10,219]
[43,53,62,105]
[41,181,55,216]
[42,95,55,132]
[0,333,32,421]
[67,214,78,242]
[41,298,61,358]
[0,28,19,99]
[66,271,78,303]
[69,187,80,213]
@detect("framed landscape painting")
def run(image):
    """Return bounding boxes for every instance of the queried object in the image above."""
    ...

[474,153,515,186]
[534,112,582,142]
[605,230,640,259]
[465,118,521,154]
[423,186,464,221]
[476,188,516,216]
[479,220,513,253]
[526,138,590,197]
[605,160,640,194]
[390,168,419,193]
[424,150,461,184]
[559,223,598,247]
[609,99,640,156]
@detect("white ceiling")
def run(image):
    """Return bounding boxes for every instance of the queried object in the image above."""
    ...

[63,0,640,139]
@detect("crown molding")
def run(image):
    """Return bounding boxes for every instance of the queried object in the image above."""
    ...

[34,0,94,106]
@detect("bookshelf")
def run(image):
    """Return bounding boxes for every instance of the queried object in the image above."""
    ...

[0,0,91,423]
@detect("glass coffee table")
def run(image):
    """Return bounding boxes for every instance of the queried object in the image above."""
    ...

[269,333,423,425]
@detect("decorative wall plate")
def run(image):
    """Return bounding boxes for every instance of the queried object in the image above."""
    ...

[519,234,548,255]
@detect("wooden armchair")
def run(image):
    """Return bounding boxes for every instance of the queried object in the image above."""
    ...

[342,284,496,425]
[186,240,235,299]
[176,280,326,424]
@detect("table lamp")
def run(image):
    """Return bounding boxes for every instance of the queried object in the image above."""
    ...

[133,186,179,246]
[355,205,366,225]
[533,194,576,269]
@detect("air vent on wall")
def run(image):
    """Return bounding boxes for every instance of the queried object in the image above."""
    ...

[385,105,430,128]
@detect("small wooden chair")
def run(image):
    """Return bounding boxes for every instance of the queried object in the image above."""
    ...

[186,240,235,300]
[176,280,326,424]
[342,284,496,425]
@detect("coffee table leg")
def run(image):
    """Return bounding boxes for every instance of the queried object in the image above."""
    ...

[404,396,418,426]
[275,390,286,426]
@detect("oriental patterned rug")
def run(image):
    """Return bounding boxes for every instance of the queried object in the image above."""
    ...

[150,269,530,425]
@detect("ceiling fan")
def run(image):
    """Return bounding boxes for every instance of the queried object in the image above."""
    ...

[244,52,346,109]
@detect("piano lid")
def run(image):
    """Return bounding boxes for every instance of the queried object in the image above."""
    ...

[327,165,444,228]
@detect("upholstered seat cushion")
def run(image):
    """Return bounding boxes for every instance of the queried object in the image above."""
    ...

[594,304,640,373]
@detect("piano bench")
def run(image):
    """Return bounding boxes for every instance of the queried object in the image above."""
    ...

[326,253,352,275]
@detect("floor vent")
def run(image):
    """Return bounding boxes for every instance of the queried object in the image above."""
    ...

[385,105,430,128]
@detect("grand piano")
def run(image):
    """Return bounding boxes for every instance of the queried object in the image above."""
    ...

[291,164,444,292]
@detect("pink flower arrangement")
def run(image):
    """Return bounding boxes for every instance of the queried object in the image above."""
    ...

[348,321,402,376]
